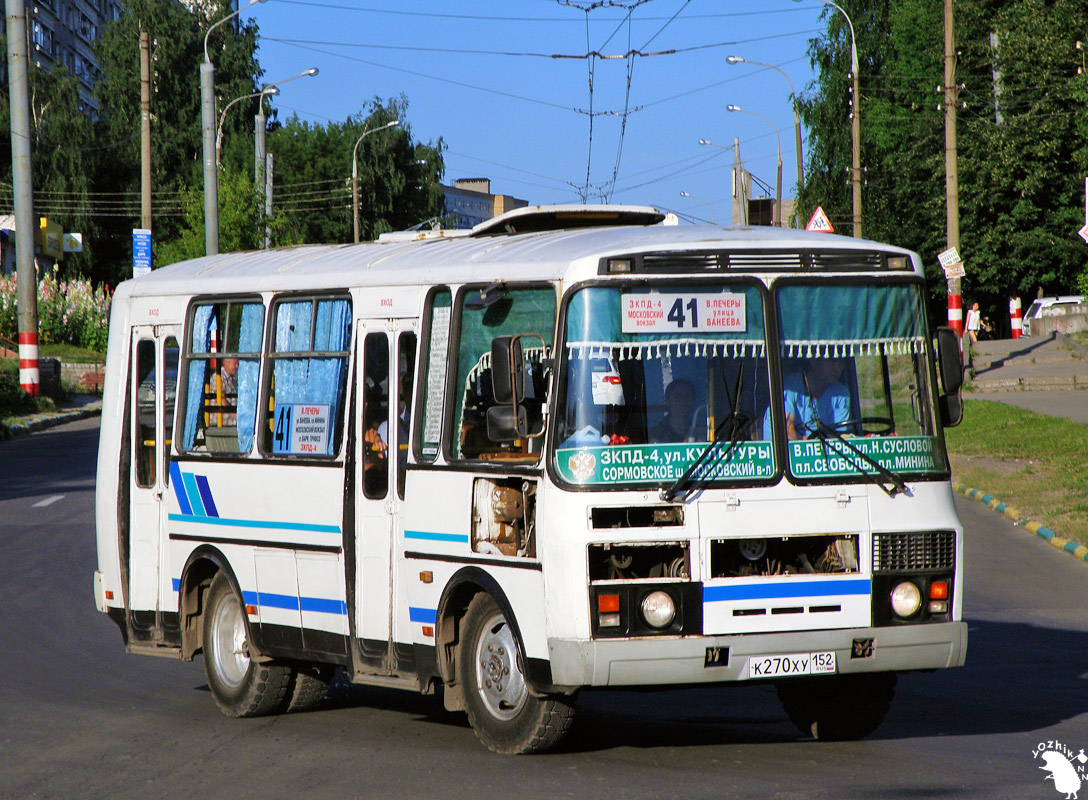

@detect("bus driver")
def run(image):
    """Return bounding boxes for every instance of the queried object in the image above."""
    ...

[763,357,850,440]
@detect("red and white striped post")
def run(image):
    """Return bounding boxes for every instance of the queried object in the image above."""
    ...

[947,291,963,337]
[1009,297,1022,339]
[18,330,39,395]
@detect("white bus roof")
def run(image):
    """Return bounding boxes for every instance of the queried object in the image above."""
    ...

[119,205,917,299]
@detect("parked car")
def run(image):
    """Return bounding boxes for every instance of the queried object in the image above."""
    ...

[1021,295,1085,336]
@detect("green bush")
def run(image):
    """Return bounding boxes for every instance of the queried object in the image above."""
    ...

[0,272,111,352]
[0,360,55,419]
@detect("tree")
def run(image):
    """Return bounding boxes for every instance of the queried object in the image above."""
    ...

[796,0,1088,325]
[266,96,445,245]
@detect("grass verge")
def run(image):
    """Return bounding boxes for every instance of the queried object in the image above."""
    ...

[947,398,1088,547]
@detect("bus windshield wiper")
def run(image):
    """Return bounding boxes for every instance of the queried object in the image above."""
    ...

[809,421,909,498]
[661,367,746,502]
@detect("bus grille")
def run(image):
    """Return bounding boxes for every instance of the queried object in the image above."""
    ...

[872,531,955,572]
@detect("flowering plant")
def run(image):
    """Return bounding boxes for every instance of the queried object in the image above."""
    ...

[0,272,111,352]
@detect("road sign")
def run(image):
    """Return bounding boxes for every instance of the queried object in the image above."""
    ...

[132,228,152,278]
[942,262,966,279]
[1079,223,1088,244]
[62,233,83,253]
[938,247,962,267]
[806,206,834,233]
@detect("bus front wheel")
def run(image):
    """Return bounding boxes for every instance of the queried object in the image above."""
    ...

[203,572,290,717]
[776,672,896,741]
[458,593,575,754]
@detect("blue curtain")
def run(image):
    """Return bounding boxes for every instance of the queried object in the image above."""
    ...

[182,305,214,450]
[273,299,351,455]
[778,285,923,343]
[236,303,264,453]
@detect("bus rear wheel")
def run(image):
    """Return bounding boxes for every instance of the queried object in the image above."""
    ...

[458,593,575,754]
[776,672,896,741]
[203,573,290,717]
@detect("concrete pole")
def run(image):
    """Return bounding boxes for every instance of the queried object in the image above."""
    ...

[200,60,218,255]
[944,0,963,335]
[7,0,39,394]
[140,29,152,231]
[254,108,266,192]
[263,151,273,249]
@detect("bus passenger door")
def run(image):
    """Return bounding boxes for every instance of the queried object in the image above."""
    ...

[355,321,417,670]
[127,325,180,642]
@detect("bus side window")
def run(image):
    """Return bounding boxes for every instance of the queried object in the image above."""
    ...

[416,288,451,462]
[264,296,352,457]
[179,299,264,455]
[452,285,555,461]
[396,331,416,499]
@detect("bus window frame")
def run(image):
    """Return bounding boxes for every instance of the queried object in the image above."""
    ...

[443,281,558,467]
[412,285,452,465]
[258,290,354,462]
[175,294,265,460]
[767,273,952,488]
[546,275,781,493]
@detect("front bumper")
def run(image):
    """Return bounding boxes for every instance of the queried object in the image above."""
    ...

[548,621,967,687]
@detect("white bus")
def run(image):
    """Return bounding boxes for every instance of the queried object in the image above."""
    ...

[94,205,967,754]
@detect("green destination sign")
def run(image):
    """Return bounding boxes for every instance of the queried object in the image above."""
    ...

[556,441,775,485]
[788,436,940,477]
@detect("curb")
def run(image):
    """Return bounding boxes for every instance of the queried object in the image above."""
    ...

[952,481,1088,564]
[0,402,102,440]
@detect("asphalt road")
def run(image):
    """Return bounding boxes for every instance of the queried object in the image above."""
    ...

[2,417,1087,799]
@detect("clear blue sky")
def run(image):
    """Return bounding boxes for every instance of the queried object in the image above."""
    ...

[249,0,830,224]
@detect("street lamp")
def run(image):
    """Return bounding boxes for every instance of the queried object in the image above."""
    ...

[680,191,715,224]
[726,104,782,227]
[216,87,277,166]
[794,0,861,237]
[352,120,400,243]
[255,68,319,197]
[201,0,265,256]
[726,55,804,192]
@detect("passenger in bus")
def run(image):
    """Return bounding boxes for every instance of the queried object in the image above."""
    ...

[219,357,238,425]
[763,357,850,440]
[650,379,699,443]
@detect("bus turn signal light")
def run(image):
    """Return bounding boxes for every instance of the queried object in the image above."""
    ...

[929,581,949,600]
[598,593,621,628]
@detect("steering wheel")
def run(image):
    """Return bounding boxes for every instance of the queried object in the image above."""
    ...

[826,416,895,436]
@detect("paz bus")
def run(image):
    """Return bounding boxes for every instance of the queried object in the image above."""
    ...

[93,205,967,754]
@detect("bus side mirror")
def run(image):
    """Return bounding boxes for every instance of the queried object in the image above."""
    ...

[486,405,528,441]
[935,327,963,427]
[491,335,525,404]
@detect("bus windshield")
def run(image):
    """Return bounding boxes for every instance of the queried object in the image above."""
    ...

[554,283,775,486]
[553,280,947,488]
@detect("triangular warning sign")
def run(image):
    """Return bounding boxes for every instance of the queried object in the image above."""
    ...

[806,206,835,233]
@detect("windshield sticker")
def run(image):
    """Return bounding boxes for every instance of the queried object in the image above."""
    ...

[621,293,747,334]
[788,436,940,477]
[557,441,774,485]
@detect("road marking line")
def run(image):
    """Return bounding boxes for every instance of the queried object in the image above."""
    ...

[32,495,65,508]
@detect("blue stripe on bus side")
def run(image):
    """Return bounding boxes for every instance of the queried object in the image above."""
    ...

[168,514,340,534]
[409,607,437,624]
[181,472,206,517]
[703,578,871,603]
[194,474,219,518]
[405,530,470,544]
[169,462,193,516]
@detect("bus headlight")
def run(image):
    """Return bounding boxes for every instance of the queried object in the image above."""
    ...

[890,581,922,618]
[641,591,676,628]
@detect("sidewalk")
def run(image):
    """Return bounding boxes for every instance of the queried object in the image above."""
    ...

[967,332,1088,425]
[0,393,102,440]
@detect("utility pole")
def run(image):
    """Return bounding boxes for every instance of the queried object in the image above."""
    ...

[944,0,963,336]
[140,28,152,231]
[7,0,39,394]
[732,137,749,226]
[263,152,273,249]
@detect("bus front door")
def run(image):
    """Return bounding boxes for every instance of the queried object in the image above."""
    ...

[355,321,418,672]
[126,325,180,644]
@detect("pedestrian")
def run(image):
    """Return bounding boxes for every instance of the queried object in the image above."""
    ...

[964,302,990,344]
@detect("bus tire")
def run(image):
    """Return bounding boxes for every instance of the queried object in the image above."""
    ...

[280,664,333,713]
[776,672,896,741]
[203,572,290,718]
[458,593,574,754]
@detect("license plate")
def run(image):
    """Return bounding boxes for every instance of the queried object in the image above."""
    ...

[746,651,837,679]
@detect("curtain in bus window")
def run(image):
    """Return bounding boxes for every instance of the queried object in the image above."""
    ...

[272,298,351,456]
[236,303,263,453]
[777,285,924,357]
[565,286,766,359]
[182,305,214,450]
